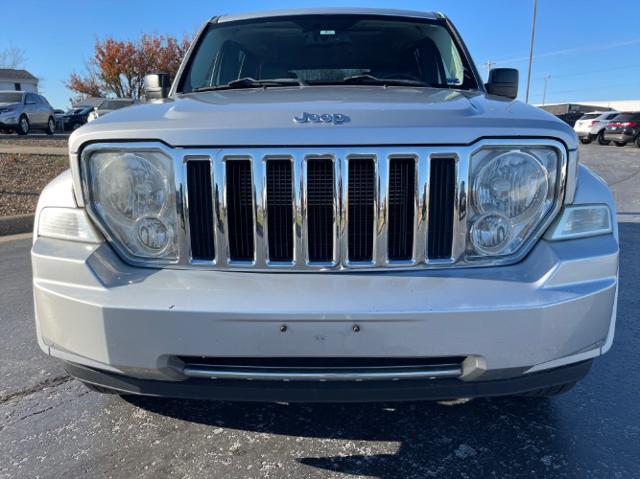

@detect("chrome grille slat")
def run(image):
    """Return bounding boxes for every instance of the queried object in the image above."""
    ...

[306,157,336,263]
[226,159,255,262]
[387,157,416,261]
[266,158,294,262]
[347,157,375,263]
[186,159,215,261]
[427,157,456,260]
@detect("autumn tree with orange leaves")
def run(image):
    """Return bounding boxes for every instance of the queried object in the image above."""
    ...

[67,34,191,100]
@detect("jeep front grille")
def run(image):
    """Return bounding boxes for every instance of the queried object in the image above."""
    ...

[183,147,461,271]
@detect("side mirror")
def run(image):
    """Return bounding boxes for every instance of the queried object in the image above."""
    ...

[485,68,519,100]
[144,73,171,101]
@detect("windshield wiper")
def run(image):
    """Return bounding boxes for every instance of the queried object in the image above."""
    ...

[192,77,305,92]
[340,74,432,87]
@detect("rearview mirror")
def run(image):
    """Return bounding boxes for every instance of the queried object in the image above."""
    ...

[144,73,171,101]
[485,68,519,100]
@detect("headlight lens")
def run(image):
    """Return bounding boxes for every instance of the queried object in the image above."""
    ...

[85,150,177,261]
[468,147,560,258]
[473,151,548,220]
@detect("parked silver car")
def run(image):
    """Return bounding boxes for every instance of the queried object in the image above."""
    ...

[574,111,619,145]
[0,91,56,135]
[32,8,618,402]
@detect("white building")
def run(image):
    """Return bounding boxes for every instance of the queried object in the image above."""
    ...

[571,100,640,112]
[0,69,39,92]
[539,100,640,112]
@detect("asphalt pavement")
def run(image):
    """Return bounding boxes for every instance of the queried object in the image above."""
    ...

[1,144,639,478]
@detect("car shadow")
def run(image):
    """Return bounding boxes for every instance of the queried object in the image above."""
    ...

[124,393,566,477]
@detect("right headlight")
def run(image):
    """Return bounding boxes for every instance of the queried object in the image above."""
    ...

[468,146,560,259]
[82,147,178,263]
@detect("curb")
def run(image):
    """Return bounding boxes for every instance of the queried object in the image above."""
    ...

[0,146,68,156]
[0,214,34,236]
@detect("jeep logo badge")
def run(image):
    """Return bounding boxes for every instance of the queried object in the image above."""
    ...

[293,112,349,125]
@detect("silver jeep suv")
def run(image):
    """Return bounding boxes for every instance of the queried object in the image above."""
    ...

[0,91,56,135]
[31,9,618,402]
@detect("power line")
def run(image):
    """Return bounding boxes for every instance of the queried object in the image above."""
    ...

[536,64,640,80]
[497,38,640,65]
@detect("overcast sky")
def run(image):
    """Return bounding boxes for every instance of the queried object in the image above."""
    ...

[2,0,639,108]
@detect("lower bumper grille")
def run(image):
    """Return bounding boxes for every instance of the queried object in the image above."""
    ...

[178,356,465,381]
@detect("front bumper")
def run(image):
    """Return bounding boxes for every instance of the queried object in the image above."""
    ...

[575,130,591,139]
[0,115,18,128]
[604,132,634,143]
[32,228,618,397]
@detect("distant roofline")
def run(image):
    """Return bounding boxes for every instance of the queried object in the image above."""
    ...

[0,68,38,81]
[216,8,442,24]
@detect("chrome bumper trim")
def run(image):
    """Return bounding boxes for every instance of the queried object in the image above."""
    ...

[181,364,463,381]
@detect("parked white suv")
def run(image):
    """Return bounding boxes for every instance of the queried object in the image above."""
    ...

[32,8,618,402]
[574,111,619,145]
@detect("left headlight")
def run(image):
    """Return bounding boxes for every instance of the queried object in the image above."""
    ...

[83,148,178,262]
[468,146,560,259]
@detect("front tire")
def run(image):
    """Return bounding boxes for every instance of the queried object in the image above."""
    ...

[635,136,640,148]
[45,116,56,135]
[580,138,591,144]
[597,131,611,146]
[615,142,626,147]
[16,115,29,135]
[519,382,577,397]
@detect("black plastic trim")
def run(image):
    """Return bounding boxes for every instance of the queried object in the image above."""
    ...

[64,359,592,403]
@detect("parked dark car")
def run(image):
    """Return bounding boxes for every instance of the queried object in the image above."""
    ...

[604,112,640,147]
[86,98,136,122]
[60,106,94,131]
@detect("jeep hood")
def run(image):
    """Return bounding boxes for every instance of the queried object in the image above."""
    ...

[69,87,577,153]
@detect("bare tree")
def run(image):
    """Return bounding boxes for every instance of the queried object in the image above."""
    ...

[0,47,27,69]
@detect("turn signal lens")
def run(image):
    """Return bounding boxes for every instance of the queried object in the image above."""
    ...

[38,207,102,243]
[545,205,612,241]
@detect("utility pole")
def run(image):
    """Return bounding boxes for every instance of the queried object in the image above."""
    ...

[542,75,551,105]
[525,0,538,103]
[484,60,496,78]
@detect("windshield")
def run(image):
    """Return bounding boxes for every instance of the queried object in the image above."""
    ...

[579,113,600,120]
[99,100,132,110]
[179,15,478,92]
[0,92,23,103]
[611,113,640,122]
